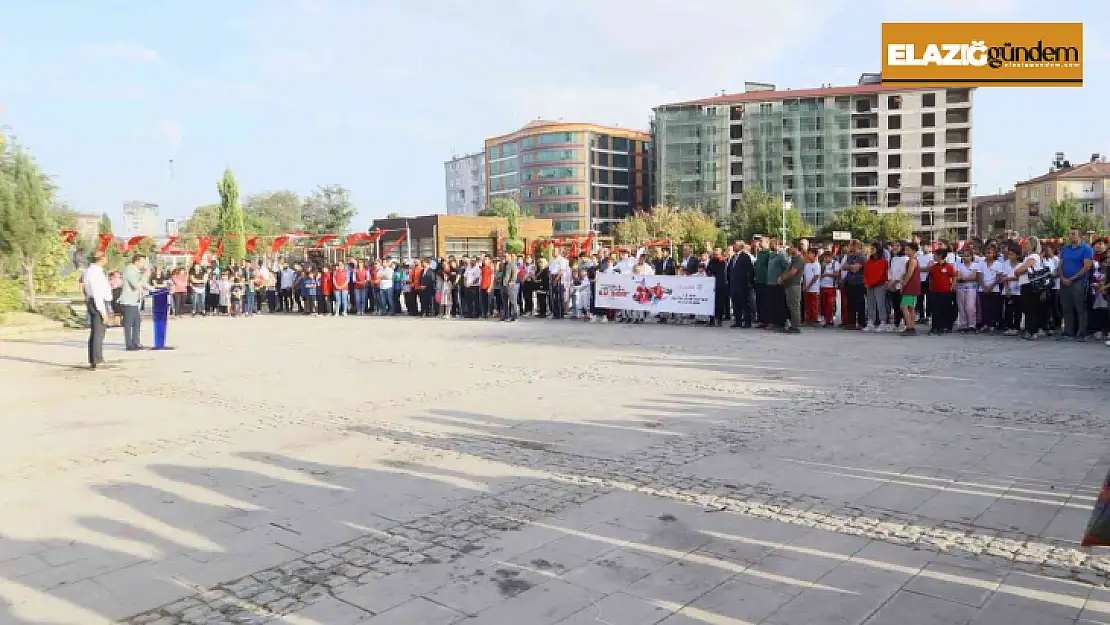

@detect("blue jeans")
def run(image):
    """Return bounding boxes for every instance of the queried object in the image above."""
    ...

[245,290,255,314]
[191,291,205,315]
[354,287,368,314]
[333,291,348,315]
[377,288,392,314]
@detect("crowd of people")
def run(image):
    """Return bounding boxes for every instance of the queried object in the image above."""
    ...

[80,228,1108,371]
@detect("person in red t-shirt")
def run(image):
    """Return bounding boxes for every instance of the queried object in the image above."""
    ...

[863,246,889,331]
[353,260,370,315]
[928,249,958,334]
[331,262,350,316]
[320,266,332,315]
[480,258,494,319]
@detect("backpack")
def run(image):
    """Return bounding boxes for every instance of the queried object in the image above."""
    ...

[1026,258,1053,292]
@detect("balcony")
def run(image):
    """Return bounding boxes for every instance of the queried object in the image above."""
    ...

[852,175,879,189]
[945,149,970,165]
[945,129,970,146]
[945,88,971,105]
[945,109,971,126]
[851,138,879,152]
[853,156,879,169]
[944,168,970,184]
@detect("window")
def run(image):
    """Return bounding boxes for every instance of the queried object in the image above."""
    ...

[596,135,609,150]
[553,219,580,233]
[612,170,629,185]
[612,137,629,151]
[525,166,578,182]
[922,133,936,148]
[888,154,901,168]
[536,202,580,215]
[887,193,901,208]
[922,153,935,167]
[923,191,935,206]
[595,152,609,167]
[923,93,936,107]
[730,161,743,176]
[730,125,743,139]
[888,135,901,149]
[523,149,581,164]
[1081,201,1096,214]
[922,172,935,186]
[888,115,901,130]
[887,95,902,110]
[922,112,935,127]
[888,174,901,188]
[612,153,629,168]
[537,132,580,145]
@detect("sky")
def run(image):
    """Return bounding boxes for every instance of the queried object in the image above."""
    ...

[0,0,1106,232]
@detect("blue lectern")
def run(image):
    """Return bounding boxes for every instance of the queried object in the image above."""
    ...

[150,287,174,350]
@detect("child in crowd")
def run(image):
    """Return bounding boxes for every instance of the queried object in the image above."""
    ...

[863,244,890,332]
[928,249,957,335]
[803,250,821,325]
[955,247,980,333]
[819,251,839,327]
[229,276,244,318]
[571,267,592,321]
[302,270,318,315]
[999,245,1021,335]
[217,272,231,315]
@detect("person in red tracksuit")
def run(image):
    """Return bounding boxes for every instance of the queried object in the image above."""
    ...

[320,265,332,315]
[332,262,350,315]
[819,251,840,326]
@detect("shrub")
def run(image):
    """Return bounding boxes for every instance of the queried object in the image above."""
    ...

[0,279,24,313]
[505,239,525,254]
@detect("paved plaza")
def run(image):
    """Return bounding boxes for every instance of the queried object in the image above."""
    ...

[1,316,1110,625]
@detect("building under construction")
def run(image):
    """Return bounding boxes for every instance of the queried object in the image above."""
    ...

[653,75,973,240]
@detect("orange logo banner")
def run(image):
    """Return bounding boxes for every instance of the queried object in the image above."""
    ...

[882,22,1083,87]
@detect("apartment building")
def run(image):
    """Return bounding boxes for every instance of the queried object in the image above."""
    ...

[1015,158,1110,235]
[973,192,1017,239]
[654,76,974,239]
[122,201,161,237]
[485,120,653,236]
[444,152,486,216]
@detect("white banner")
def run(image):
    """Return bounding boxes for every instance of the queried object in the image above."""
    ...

[595,274,715,315]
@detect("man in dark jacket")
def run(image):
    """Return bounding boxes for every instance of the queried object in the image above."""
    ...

[653,247,676,276]
[727,241,755,328]
[705,248,729,327]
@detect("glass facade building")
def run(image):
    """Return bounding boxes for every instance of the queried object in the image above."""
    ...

[485,121,653,236]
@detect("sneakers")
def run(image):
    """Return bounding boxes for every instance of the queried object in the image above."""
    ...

[1003,329,1019,336]
[880,323,893,333]
[901,328,917,337]
[863,325,874,333]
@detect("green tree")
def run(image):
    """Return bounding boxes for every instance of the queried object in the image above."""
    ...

[0,148,53,310]
[1036,198,1102,239]
[181,204,219,235]
[879,207,914,241]
[244,190,300,231]
[386,212,402,219]
[613,206,719,249]
[301,184,355,234]
[98,213,113,235]
[32,204,78,295]
[728,189,812,241]
[216,168,246,264]
[823,204,880,242]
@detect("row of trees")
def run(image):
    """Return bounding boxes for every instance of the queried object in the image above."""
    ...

[180,183,356,240]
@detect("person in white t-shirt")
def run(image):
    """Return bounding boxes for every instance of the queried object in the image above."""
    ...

[819,251,840,326]
[998,245,1022,335]
[802,251,821,325]
[954,247,980,332]
[1013,237,1045,339]
[1041,244,1061,332]
[916,247,933,323]
[886,240,909,330]
[975,246,1004,333]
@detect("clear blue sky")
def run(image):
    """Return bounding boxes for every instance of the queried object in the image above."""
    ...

[0,0,1105,231]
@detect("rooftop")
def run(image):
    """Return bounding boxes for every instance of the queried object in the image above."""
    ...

[657,83,912,108]
[485,120,651,145]
[1017,162,1110,186]
[972,191,1015,205]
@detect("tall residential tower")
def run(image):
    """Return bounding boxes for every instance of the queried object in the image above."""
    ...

[654,76,973,239]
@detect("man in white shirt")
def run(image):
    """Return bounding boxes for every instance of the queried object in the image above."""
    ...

[82,252,112,369]
[548,250,569,319]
